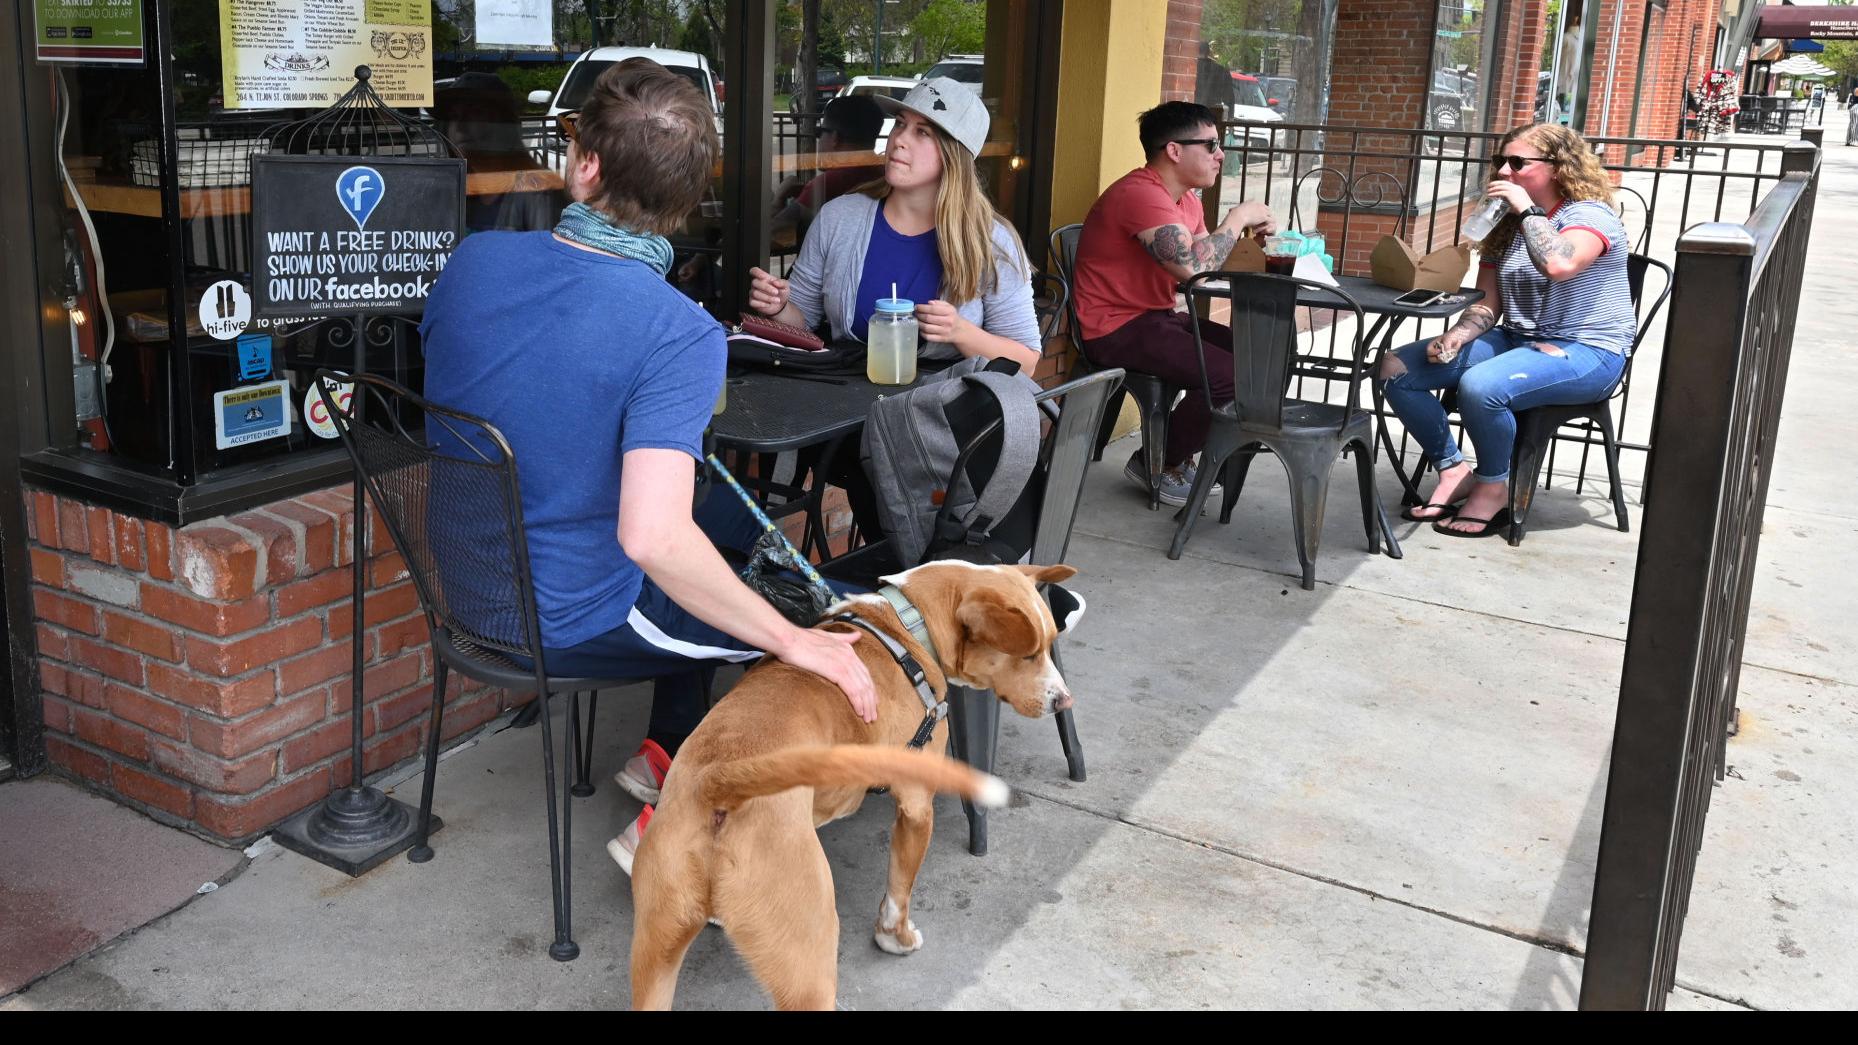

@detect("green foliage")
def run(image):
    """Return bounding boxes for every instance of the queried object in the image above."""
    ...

[910,0,986,60]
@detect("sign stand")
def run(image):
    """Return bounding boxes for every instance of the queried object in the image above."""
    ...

[257,66,465,877]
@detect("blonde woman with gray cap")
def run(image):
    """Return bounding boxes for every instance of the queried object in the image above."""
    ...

[747,77,1041,373]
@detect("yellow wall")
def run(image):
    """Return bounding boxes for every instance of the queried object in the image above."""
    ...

[1049,1,1170,231]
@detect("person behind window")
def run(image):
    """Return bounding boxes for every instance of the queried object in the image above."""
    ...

[1378,123,1636,539]
[773,93,886,247]
[420,58,875,874]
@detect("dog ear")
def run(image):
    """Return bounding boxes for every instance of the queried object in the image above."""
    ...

[956,588,1041,657]
[1014,564,1077,585]
[1044,583,1085,634]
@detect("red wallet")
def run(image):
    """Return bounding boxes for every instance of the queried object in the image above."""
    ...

[737,312,826,351]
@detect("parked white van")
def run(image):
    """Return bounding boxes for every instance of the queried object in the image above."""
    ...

[528,47,721,123]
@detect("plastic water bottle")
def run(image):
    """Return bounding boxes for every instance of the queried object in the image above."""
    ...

[1461,196,1511,241]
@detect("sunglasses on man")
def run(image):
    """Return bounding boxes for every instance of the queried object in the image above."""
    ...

[1491,154,1552,172]
[1171,137,1222,154]
[554,110,581,146]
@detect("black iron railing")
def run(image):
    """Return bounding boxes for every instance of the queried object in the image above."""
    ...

[1579,140,1819,1009]
[1211,120,1808,498]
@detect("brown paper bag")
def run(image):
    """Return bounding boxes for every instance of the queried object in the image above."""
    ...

[1223,237,1267,274]
[1369,237,1472,293]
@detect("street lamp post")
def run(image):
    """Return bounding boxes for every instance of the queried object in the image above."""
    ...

[874,0,899,74]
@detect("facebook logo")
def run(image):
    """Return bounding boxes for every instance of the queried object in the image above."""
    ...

[335,165,385,231]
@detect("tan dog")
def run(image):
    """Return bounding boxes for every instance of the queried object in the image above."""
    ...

[625,561,1080,1010]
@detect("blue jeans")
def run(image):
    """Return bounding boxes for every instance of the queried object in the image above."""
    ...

[1381,328,1626,485]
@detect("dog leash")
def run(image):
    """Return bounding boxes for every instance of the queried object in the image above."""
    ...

[706,454,945,749]
[705,452,835,602]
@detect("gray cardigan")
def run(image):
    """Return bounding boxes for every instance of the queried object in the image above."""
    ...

[787,193,1041,360]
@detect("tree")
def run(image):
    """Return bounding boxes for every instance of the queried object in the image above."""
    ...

[1821,41,1858,81]
[911,0,984,62]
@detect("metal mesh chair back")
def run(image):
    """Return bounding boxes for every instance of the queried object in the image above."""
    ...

[317,372,544,662]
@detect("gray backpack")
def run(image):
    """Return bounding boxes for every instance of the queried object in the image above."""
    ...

[860,359,1042,567]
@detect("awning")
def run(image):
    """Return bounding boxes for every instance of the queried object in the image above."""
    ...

[1755,5,1858,40]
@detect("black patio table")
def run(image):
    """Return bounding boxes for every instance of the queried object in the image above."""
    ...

[707,366,931,557]
[1188,272,1485,506]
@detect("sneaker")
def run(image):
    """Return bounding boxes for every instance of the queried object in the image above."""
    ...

[615,738,672,804]
[1124,450,1220,508]
[607,804,652,877]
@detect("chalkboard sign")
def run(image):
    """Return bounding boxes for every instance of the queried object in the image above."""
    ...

[250,154,465,319]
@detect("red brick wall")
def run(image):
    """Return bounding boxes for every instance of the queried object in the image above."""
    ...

[24,486,511,843]
[1328,1,1437,131]
[1505,0,1550,130]
[1162,0,1205,103]
[1491,0,1718,158]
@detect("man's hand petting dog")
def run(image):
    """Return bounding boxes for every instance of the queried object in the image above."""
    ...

[775,625,878,723]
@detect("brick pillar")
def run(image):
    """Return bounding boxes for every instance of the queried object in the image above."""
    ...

[24,486,513,843]
[1162,0,1205,102]
[1317,0,1440,277]
[1506,0,1550,129]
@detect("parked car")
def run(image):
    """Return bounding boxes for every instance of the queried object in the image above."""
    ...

[843,74,921,148]
[837,74,918,103]
[1226,72,1281,153]
[1257,75,1298,117]
[528,46,721,123]
[836,75,919,149]
[1435,68,1479,112]
[789,64,848,112]
[923,55,984,93]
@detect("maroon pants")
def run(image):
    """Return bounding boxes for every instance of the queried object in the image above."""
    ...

[1083,310,1235,468]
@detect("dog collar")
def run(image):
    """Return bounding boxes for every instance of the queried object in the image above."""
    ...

[877,584,939,666]
[834,590,947,750]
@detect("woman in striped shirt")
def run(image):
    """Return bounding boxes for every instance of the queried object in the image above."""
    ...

[1380,124,1636,538]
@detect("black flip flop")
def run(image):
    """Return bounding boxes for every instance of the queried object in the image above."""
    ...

[1433,508,1513,539]
[1401,501,1462,522]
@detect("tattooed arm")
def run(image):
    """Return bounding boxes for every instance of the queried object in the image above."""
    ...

[1519,213,1606,282]
[1427,264,1504,362]
[1138,223,1239,280]
[1135,201,1277,281]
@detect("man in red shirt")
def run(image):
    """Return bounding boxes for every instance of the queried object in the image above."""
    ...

[1073,100,1277,506]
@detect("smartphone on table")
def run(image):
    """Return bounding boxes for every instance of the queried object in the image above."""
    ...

[1393,289,1445,307]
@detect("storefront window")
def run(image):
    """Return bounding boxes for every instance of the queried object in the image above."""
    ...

[33,3,175,473]
[1427,0,1499,136]
[1187,0,1339,244]
[769,0,1041,277]
[15,1,1049,520]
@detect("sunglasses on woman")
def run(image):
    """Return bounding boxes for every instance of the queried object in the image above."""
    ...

[1491,154,1552,173]
[554,110,581,146]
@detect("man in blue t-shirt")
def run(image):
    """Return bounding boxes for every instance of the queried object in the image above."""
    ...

[421,59,874,873]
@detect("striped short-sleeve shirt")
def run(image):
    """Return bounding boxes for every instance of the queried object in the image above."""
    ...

[1486,199,1637,355]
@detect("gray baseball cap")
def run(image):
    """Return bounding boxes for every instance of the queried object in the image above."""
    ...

[875,77,990,157]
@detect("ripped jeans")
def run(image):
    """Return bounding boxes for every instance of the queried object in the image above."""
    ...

[1380,328,1625,485]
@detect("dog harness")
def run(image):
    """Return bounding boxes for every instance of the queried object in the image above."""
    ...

[832,584,947,750]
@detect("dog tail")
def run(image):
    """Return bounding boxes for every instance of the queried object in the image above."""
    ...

[698,745,1009,810]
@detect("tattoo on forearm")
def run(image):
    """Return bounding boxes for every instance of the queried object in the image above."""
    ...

[1193,230,1238,271]
[1446,303,1497,343]
[1145,225,1236,274]
[1521,215,1575,275]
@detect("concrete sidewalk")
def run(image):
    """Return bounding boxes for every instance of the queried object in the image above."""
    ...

[4,137,1853,1009]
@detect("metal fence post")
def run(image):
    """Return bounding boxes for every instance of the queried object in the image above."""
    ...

[1578,222,1755,1010]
